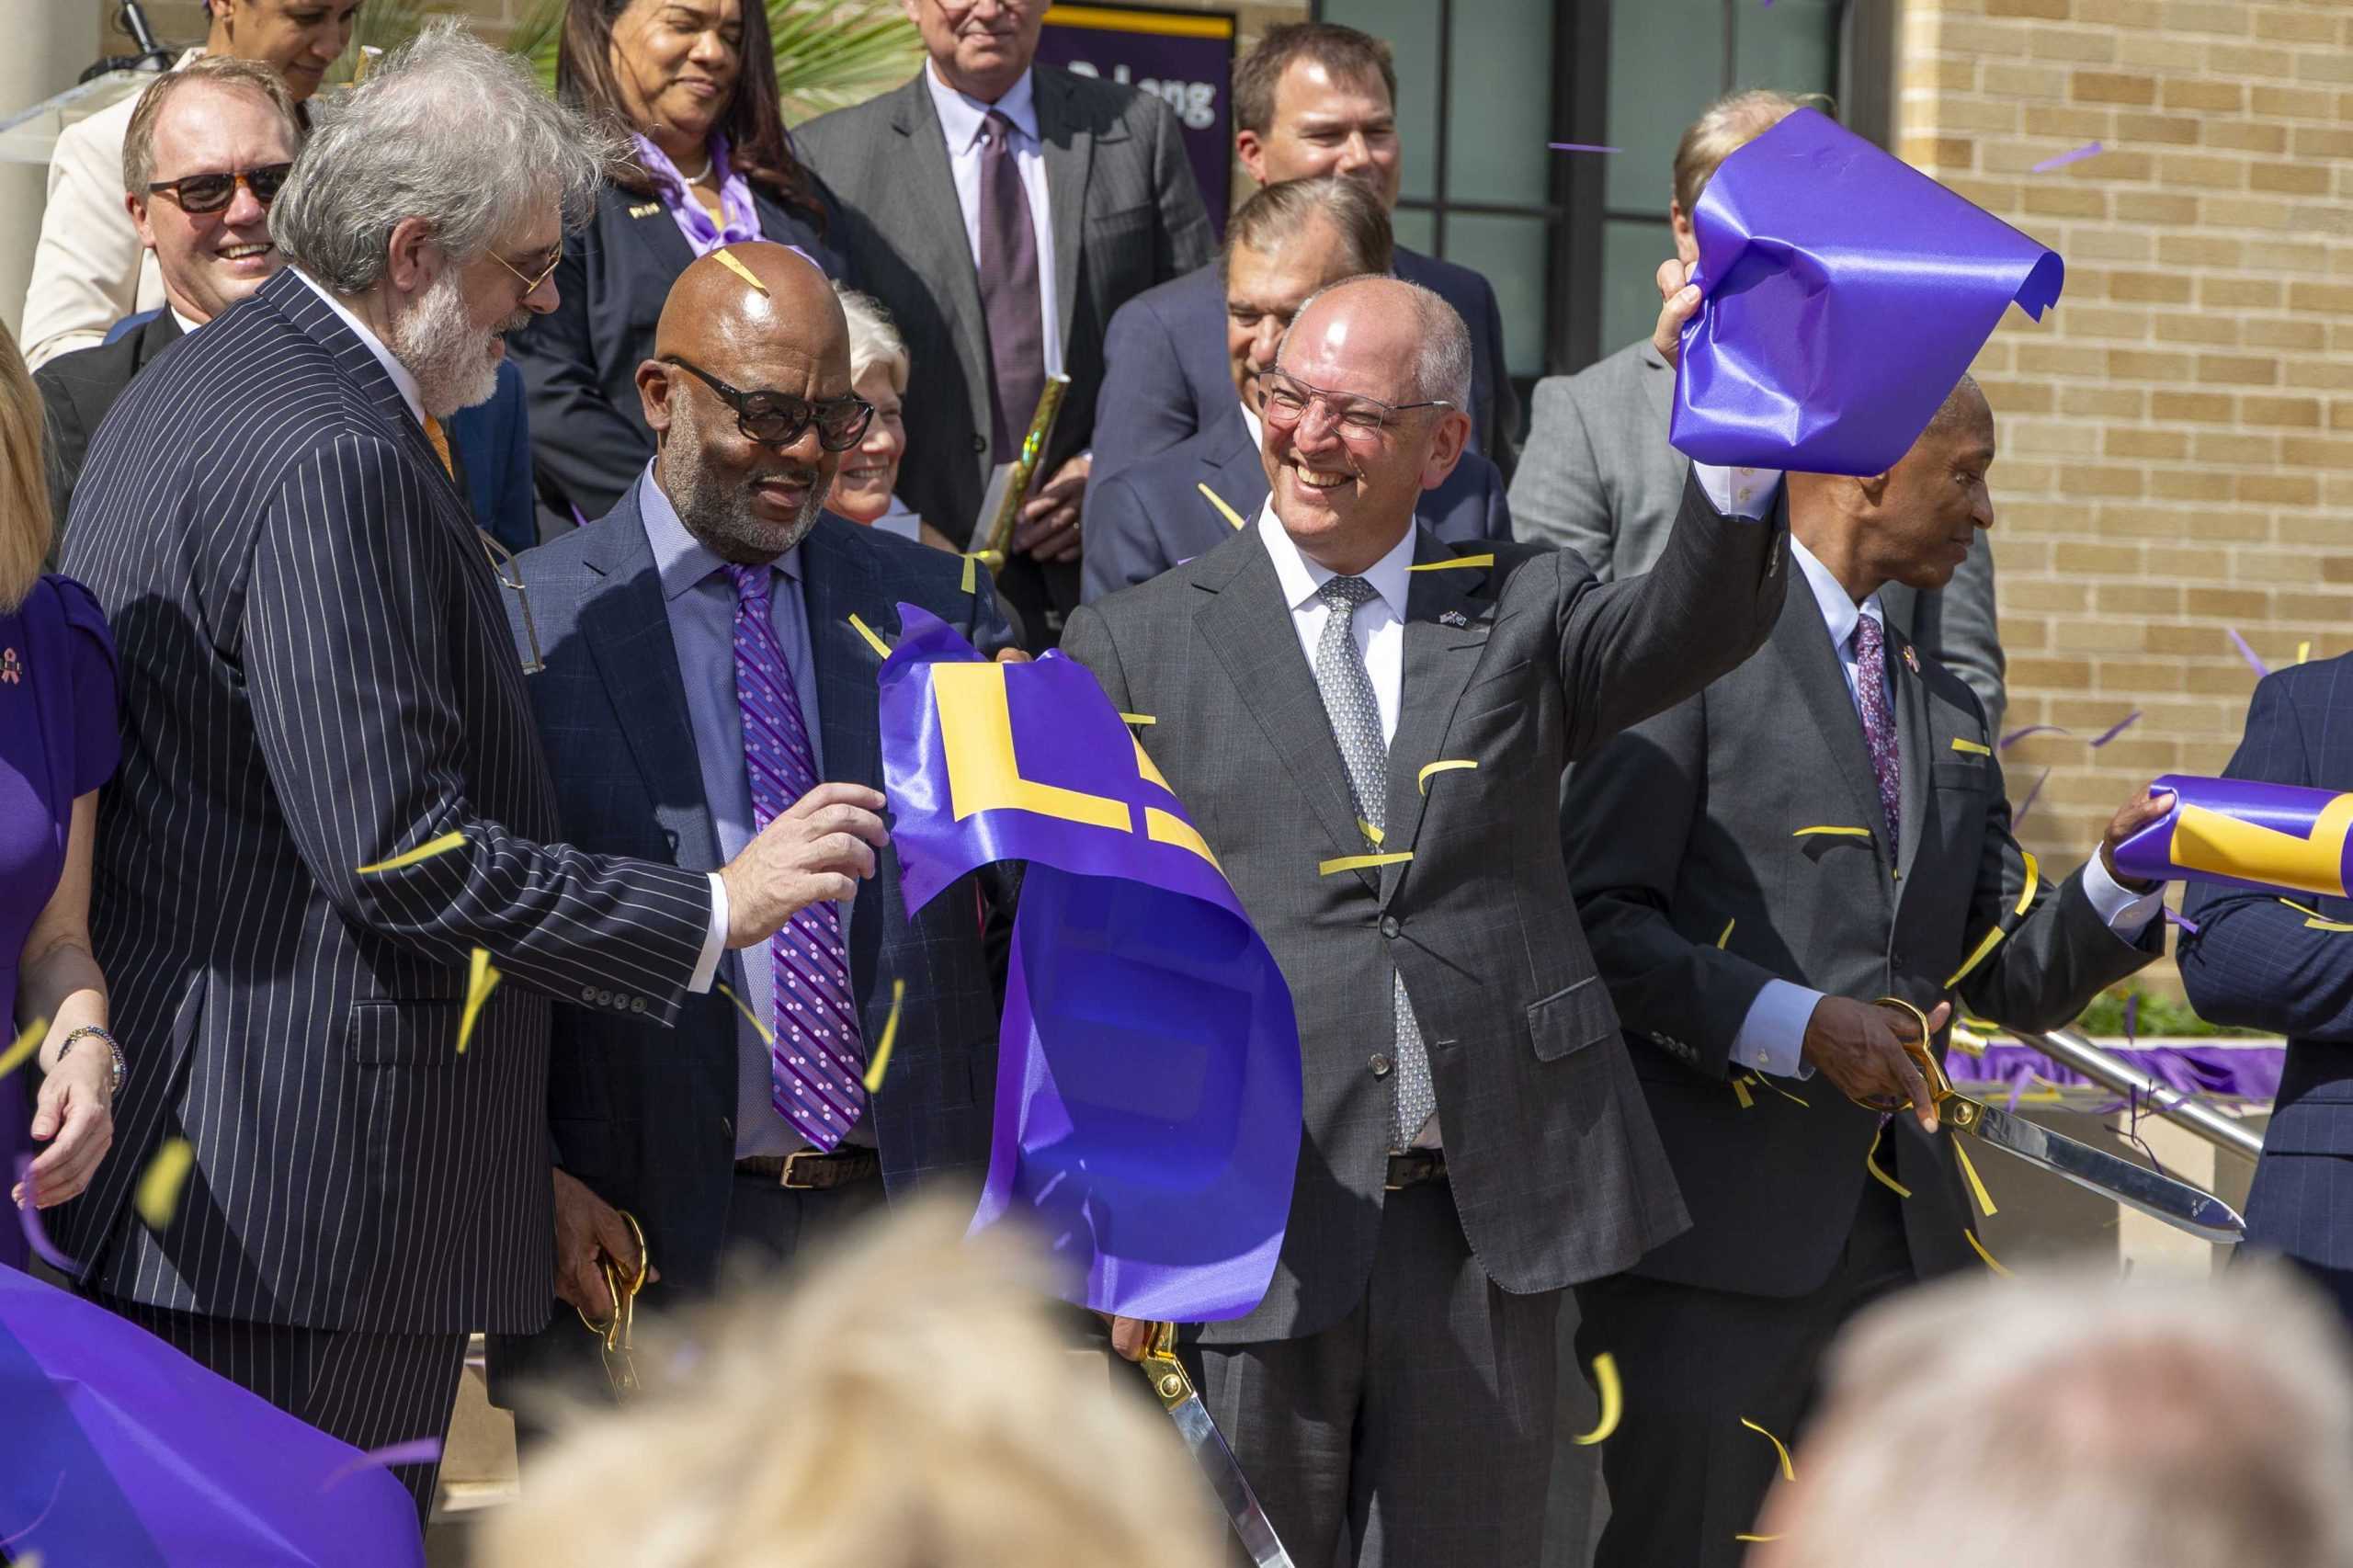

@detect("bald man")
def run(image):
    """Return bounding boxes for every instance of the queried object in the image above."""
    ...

[1063,271,1790,1566]
[490,243,1022,1428]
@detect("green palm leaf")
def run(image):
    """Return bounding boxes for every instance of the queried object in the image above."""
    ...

[323,0,438,86]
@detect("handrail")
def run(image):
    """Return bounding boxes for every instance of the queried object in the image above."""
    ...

[2004,1025,2267,1164]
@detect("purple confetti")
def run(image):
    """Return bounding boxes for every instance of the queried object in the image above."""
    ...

[2000,724,2071,751]
[2227,629,2270,677]
[2087,710,2143,748]
[2004,1064,2035,1114]
[2124,994,2140,1047]
[2166,907,2200,937]
[2031,141,2104,174]
[322,1436,444,1491]
[2014,767,2051,827]
[14,1157,82,1275]
[1547,142,1622,153]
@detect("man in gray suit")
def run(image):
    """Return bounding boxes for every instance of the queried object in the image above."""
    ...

[1563,378,2168,1568]
[1511,89,2007,733]
[793,0,1214,644]
[1066,271,1788,1566]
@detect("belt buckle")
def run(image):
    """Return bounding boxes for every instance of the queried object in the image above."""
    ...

[779,1150,821,1189]
[1383,1152,1410,1192]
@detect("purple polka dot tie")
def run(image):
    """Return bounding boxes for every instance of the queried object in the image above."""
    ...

[729,564,866,1150]
[1851,611,1902,860]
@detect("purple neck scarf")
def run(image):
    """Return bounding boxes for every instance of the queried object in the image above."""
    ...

[633,131,763,256]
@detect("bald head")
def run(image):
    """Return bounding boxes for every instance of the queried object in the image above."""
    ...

[654,242,848,381]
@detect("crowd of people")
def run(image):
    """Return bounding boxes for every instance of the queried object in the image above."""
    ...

[5,2,2352,1565]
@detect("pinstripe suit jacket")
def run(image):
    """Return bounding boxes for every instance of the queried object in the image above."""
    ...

[2179,657,2353,1270]
[1058,471,1786,1343]
[54,268,715,1335]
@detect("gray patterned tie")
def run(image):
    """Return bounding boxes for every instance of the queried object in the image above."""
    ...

[1313,575,1437,1149]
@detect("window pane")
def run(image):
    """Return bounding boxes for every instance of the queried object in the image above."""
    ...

[1322,0,1441,204]
[1443,213,1549,380]
[1392,205,1438,257]
[1444,0,1553,206]
[1605,0,1724,216]
[1733,0,1840,105]
[1600,218,1675,362]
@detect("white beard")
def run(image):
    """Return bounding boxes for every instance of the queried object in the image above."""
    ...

[387,269,504,419]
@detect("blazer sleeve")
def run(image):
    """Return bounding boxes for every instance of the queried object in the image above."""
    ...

[2177,672,2353,1040]
[510,225,654,521]
[1088,294,1200,486]
[1471,273,1519,479]
[22,119,148,369]
[1913,532,2006,739]
[1078,467,1165,604]
[1565,689,1782,1078]
[243,435,715,1023]
[1551,467,1785,763]
[1144,97,1215,278]
[34,363,90,527]
[1057,601,1134,715]
[1480,461,1512,542]
[1508,376,1614,574]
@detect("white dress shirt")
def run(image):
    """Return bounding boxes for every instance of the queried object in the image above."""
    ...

[1728,535,2165,1078]
[925,63,1064,380]
[290,272,730,992]
[168,306,206,340]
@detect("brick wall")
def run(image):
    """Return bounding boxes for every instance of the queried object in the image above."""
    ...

[1898,0,2353,993]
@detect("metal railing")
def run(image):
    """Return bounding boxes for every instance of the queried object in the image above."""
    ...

[2005,1025,2267,1164]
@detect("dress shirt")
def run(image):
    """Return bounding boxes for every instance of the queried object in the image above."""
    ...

[169,307,205,340]
[1728,535,2165,1078]
[1256,502,1414,745]
[1240,398,1263,453]
[924,63,1064,381]
[637,467,866,1155]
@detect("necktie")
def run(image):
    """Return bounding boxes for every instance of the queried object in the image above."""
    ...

[977,109,1045,464]
[1851,611,1902,859]
[728,564,867,1150]
[421,415,454,478]
[1313,576,1436,1149]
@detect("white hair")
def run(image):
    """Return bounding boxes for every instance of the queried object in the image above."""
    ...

[272,20,622,291]
[835,284,910,396]
[1279,275,1472,412]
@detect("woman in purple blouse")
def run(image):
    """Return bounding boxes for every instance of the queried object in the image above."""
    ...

[0,324,119,1268]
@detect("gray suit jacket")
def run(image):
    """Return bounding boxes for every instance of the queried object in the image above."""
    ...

[1563,568,2158,1298]
[1059,471,1789,1341]
[794,67,1214,619]
[1511,337,2007,733]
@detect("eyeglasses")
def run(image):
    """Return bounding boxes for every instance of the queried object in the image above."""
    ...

[487,244,563,296]
[660,356,874,450]
[146,163,293,215]
[478,529,546,675]
[1259,369,1452,442]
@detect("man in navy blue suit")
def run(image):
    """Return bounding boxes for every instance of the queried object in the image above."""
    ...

[2180,662,2353,1328]
[491,242,1019,1419]
[1081,175,1509,604]
[1088,22,1518,498]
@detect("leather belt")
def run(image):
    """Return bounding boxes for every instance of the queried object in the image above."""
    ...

[1383,1148,1449,1191]
[733,1148,881,1190]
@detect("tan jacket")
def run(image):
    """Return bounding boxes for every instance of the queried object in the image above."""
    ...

[18,51,200,369]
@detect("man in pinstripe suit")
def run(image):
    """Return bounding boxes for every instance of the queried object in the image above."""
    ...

[53,30,883,1519]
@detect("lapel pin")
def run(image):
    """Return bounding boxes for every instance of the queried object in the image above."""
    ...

[1438,609,1470,629]
[1902,645,1920,674]
[629,201,663,219]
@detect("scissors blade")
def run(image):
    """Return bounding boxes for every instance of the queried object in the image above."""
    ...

[1951,1096,2246,1243]
[1160,1389,1297,1567]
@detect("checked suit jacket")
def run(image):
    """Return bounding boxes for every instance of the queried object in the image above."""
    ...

[1563,567,2161,1297]
[55,268,716,1335]
[1058,470,1787,1343]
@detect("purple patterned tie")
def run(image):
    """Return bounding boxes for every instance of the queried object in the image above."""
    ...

[978,109,1045,463]
[1851,611,1902,859]
[728,564,866,1150]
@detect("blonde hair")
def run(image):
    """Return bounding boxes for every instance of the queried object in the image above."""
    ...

[835,284,910,398]
[121,54,304,196]
[1671,88,1833,219]
[0,322,50,611]
[474,1200,1224,1568]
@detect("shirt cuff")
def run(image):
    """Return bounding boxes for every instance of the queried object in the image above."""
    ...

[689,871,728,994]
[2081,849,2166,937]
[1693,462,1783,520]
[1730,979,1821,1079]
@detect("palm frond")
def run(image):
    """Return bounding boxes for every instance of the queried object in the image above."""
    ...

[323,0,438,86]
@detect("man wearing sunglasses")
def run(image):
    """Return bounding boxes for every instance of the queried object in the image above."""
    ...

[36,57,302,524]
[488,241,1021,1435]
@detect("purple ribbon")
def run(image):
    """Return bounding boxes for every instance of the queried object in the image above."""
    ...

[1949,1040,2281,1102]
[878,608,1302,1323]
[1671,108,2064,475]
[2111,773,2353,900]
[631,131,763,256]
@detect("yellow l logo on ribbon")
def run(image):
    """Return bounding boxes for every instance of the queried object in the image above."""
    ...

[2173,793,2353,899]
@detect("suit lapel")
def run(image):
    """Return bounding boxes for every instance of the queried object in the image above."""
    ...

[795,518,886,792]
[134,310,182,372]
[1766,572,1899,875]
[1640,339,1674,429]
[888,74,994,434]
[579,493,724,872]
[1890,624,1933,889]
[617,185,697,279]
[1201,410,1270,518]
[1035,66,1090,351]
[1377,529,1493,906]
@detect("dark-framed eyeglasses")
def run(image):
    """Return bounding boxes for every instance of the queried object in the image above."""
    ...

[487,244,563,296]
[660,356,874,451]
[1258,369,1452,442]
[146,163,294,215]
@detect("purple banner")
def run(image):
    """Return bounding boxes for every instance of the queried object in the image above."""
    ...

[1949,1040,2282,1105]
[878,607,1300,1322]
[1672,107,2063,475]
[1037,5,1235,238]
[2111,773,2353,901]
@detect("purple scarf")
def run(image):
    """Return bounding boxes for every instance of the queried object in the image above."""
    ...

[632,131,763,256]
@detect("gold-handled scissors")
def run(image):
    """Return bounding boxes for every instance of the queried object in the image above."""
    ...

[574,1210,649,1400]
[1843,995,1949,1116]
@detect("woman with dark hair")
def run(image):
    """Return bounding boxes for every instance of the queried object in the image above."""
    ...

[512,0,844,524]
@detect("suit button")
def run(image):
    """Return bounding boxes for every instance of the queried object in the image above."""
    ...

[610,993,630,1009]
[969,433,987,454]
[580,984,597,1003]
[630,997,647,1014]
[596,988,613,1006]
[1370,1054,1392,1078]
[1380,915,1402,938]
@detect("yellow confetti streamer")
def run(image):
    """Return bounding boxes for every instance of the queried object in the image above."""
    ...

[1716,918,1735,949]
[1952,1138,1999,1219]
[354,831,466,875]
[1195,482,1248,531]
[1734,1536,1785,1545]
[2013,850,2040,918]
[1965,1228,2015,1277]
[1759,1077,1811,1108]
[1417,758,1478,794]
[1405,553,1495,573]
[1570,1353,1622,1445]
[1317,851,1414,876]
[1792,825,1872,838]
[862,979,906,1093]
[848,614,892,658]
[1358,818,1385,846]
[711,245,770,295]
[2305,917,2353,933]
[1741,1417,1796,1483]
[1865,1138,1913,1199]
[1119,712,1156,726]
[2298,641,2312,665]
[961,552,981,595]
[717,981,776,1047]
[1944,926,2006,991]
[458,948,502,1054]
[0,1017,48,1083]
[1732,1075,1755,1110]
[1949,736,1992,756]
[135,1137,195,1230]
[2281,897,2326,921]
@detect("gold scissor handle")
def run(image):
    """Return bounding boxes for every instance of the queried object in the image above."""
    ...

[573,1210,650,1352]
[1844,995,1954,1114]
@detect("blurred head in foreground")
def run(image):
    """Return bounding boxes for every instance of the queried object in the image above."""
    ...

[1748,1262,2353,1568]
[475,1199,1223,1568]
